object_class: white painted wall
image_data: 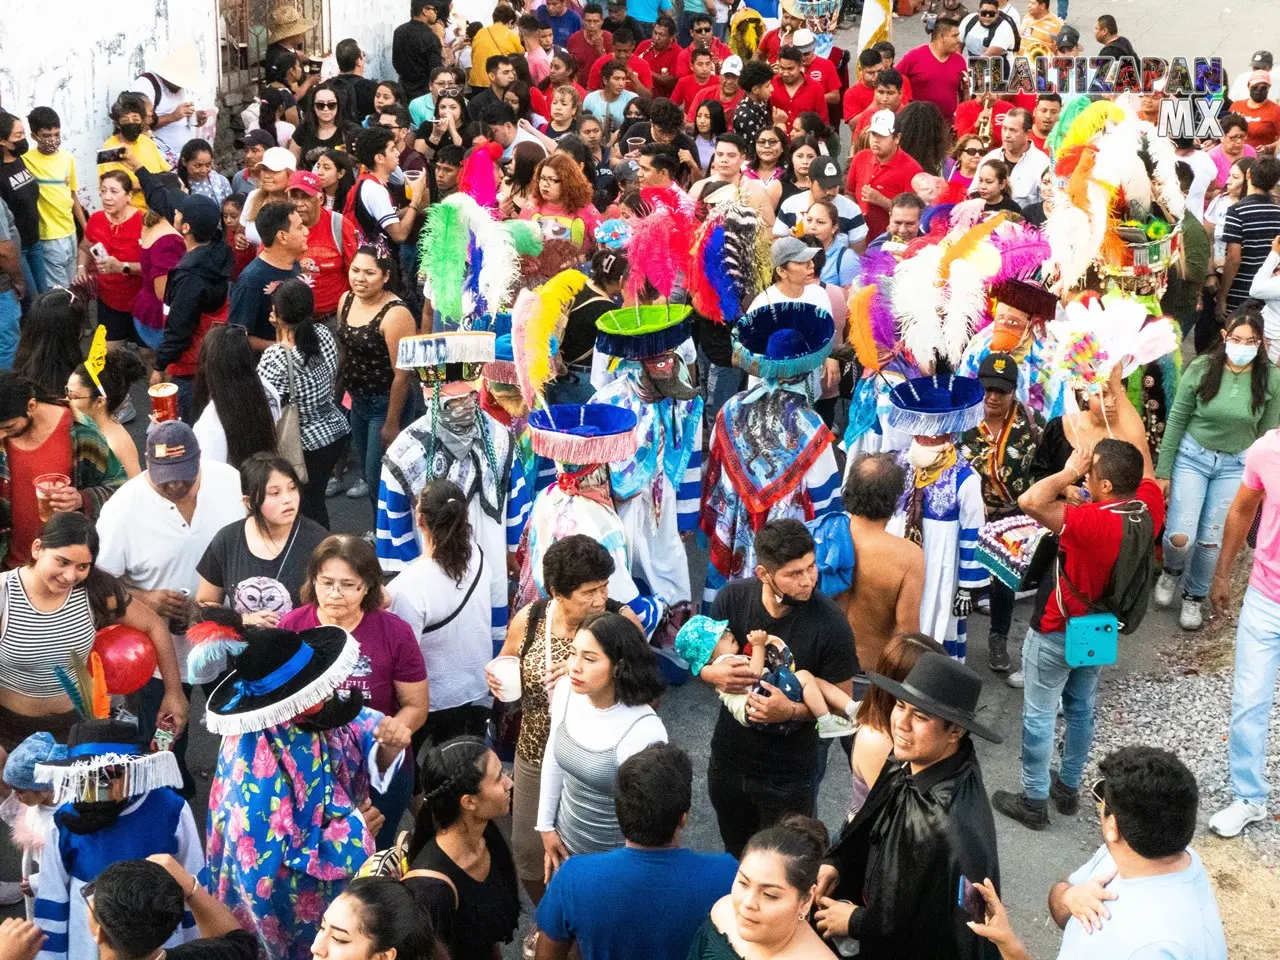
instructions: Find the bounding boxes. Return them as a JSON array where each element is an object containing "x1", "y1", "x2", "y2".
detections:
[
  {"x1": 330, "y1": 0, "x2": 407, "y2": 85},
  {"x1": 0, "y1": 0, "x2": 221, "y2": 212}
]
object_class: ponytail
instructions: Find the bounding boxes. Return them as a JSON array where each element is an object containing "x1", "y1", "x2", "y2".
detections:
[
  {"x1": 270, "y1": 279, "x2": 321, "y2": 362},
  {"x1": 409, "y1": 737, "x2": 489, "y2": 858},
  {"x1": 416, "y1": 479, "x2": 474, "y2": 585}
]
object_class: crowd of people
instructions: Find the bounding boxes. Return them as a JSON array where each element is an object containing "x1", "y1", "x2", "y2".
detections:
[{"x1": 0, "y1": 0, "x2": 1276, "y2": 958}]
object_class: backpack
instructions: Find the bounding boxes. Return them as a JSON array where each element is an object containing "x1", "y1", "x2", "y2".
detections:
[
  {"x1": 1058, "y1": 499, "x2": 1156, "y2": 635},
  {"x1": 961, "y1": 11, "x2": 1021, "y2": 54},
  {"x1": 355, "y1": 830, "x2": 459, "y2": 908}
]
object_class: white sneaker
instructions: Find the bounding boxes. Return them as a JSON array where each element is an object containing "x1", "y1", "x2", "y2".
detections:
[
  {"x1": 325, "y1": 476, "x2": 345, "y2": 497},
  {"x1": 816, "y1": 713, "x2": 857, "y2": 738},
  {"x1": 1179, "y1": 598, "x2": 1204, "y2": 631},
  {"x1": 1006, "y1": 670, "x2": 1024, "y2": 689},
  {"x1": 1154, "y1": 571, "x2": 1179, "y2": 608},
  {"x1": 1209, "y1": 799, "x2": 1268, "y2": 837},
  {"x1": 345, "y1": 479, "x2": 370, "y2": 499}
]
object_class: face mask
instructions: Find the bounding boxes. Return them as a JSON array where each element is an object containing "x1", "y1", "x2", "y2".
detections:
[
  {"x1": 907, "y1": 439, "x2": 950, "y2": 470},
  {"x1": 118, "y1": 123, "x2": 143, "y2": 141},
  {"x1": 296, "y1": 688, "x2": 364, "y2": 732},
  {"x1": 8, "y1": 138, "x2": 28, "y2": 157},
  {"x1": 36, "y1": 137, "x2": 60, "y2": 155},
  {"x1": 1226, "y1": 342, "x2": 1259, "y2": 366},
  {"x1": 766, "y1": 573, "x2": 810, "y2": 609}
]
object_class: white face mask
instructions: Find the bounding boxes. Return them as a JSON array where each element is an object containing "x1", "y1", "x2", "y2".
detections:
[
  {"x1": 906, "y1": 439, "x2": 950, "y2": 470},
  {"x1": 1226, "y1": 342, "x2": 1259, "y2": 367}
]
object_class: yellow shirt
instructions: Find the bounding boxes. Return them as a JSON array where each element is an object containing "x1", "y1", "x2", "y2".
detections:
[
  {"x1": 1020, "y1": 14, "x2": 1063, "y2": 56},
  {"x1": 468, "y1": 24, "x2": 525, "y2": 89},
  {"x1": 22, "y1": 149, "x2": 78, "y2": 240},
  {"x1": 97, "y1": 134, "x2": 170, "y2": 209}
]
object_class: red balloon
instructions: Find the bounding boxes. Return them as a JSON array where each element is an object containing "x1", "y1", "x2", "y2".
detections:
[{"x1": 93, "y1": 625, "x2": 158, "y2": 695}]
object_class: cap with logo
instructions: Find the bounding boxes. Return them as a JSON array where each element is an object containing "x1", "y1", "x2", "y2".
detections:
[
  {"x1": 147, "y1": 420, "x2": 202, "y2": 485},
  {"x1": 868, "y1": 109, "x2": 896, "y2": 137},
  {"x1": 236, "y1": 128, "x2": 276, "y2": 151},
  {"x1": 614, "y1": 159, "x2": 641, "y2": 183},
  {"x1": 721, "y1": 55, "x2": 744, "y2": 76},
  {"x1": 811, "y1": 156, "x2": 842, "y2": 188},
  {"x1": 1054, "y1": 25, "x2": 1080, "y2": 51},
  {"x1": 978, "y1": 352, "x2": 1019, "y2": 393},
  {"x1": 288, "y1": 170, "x2": 323, "y2": 196},
  {"x1": 1253, "y1": 50, "x2": 1274, "y2": 69}
]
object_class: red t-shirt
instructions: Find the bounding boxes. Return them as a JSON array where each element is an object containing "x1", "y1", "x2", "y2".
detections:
[
  {"x1": 896, "y1": 44, "x2": 968, "y2": 121},
  {"x1": 770, "y1": 76, "x2": 826, "y2": 128},
  {"x1": 7, "y1": 407, "x2": 73, "y2": 568},
  {"x1": 847, "y1": 146, "x2": 923, "y2": 239},
  {"x1": 566, "y1": 29, "x2": 612, "y2": 86},
  {"x1": 843, "y1": 81, "x2": 876, "y2": 122},
  {"x1": 716, "y1": 88, "x2": 745, "y2": 123},
  {"x1": 587, "y1": 53, "x2": 654, "y2": 93},
  {"x1": 1230, "y1": 98, "x2": 1280, "y2": 151},
  {"x1": 636, "y1": 38, "x2": 683, "y2": 96},
  {"x1": 675, "y1": 39, "x2": 732, "y2": 77},
  {"x1": 304, "y1": 212, "x2": 359, "y2": 315},
  {"x1": 673, "y1": 74, "x2": 720, "y2": 115},
  {"x1": 1028, "y1": 130, "x2": 1049, "y2": 153},
  {"x1": 1036, "y1": 479, "x2": 1166, "y2": 634},
  {"x1": 805, "y1": 56, "x2": 842, "y2": 105},
  {"x1": 226, "y1": 233, "x2": 257, "y2": 281},
  {"x1": 953, "y1": 98, "x2": 1012, "y2": 147},
  {"x1": 758, "y1": 28, "x2": 782, "y2": 64},
  {"x1": 84, "y1": 210, "x2": 144, "y2": 313}
]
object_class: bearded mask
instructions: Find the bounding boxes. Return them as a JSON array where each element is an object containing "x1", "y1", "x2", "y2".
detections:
[
  {"x1": 641, "y1": 353, "x2": 697, "y2": 400},
  {"x1": 295, "y1": 688, "x2": 364, "y2": 732}
]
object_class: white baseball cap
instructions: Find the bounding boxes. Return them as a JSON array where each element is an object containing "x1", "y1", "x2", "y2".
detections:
[
  {"x1": 260, "y1": 146, "x2": 298, "y2": 172},
  {"x1": 721, "y1": 55, "x2": 744, "y2": 76},
  {"x1": 868, "y1": 109, "x2": 896, "y2": 137}
]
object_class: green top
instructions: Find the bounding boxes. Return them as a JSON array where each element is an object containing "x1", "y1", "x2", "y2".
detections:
[{"x1": 1156, "y1": 354, "x2": 1280, "y2": 478}]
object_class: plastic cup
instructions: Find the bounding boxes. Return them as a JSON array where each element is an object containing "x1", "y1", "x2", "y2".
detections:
[
  {"x1": 626, "y1": 137, "x2": 645, "y2": 155},
  {"x1": 404, "y1": 169, "x2": 425, "y2": 200},
  {"x1": 487, "y1": 655, "x2": 523, "y2": 702},
  {"x1": 149, "y1": 382, "x2": 179, "y2": 422},
  {"x1": 35, "y1": 473, "x2": 70, "y2": 523}
]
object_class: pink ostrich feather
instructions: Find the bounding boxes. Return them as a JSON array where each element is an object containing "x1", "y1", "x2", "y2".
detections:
[
  {"x1": 626, "y1": 210, "x2": 691, "y2": 300},
  {"x1": 991, "y1": 225, "x2": 1053, "y2": 285}
]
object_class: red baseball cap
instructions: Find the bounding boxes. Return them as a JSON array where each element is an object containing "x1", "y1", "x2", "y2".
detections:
[{"x1": 288, "y1": 170, "x2": 323, "y2": 196}]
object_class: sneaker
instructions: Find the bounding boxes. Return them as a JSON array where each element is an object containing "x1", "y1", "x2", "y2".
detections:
[
  {"x1": 992, "y1": 790, "x2": 1050, "y2": 830},
  {"x1": 0, "y1": 881, "x2": 22, "y2": 905},
  {"x1": 988, "y1": 633, "x2": 1011, "y2": 673},
  {"x1": 975, "y1": 595, "x2": 991, "y2": 614},
  {"x1": 1006, "y1": 669, "x2": 1024, "y2": 688},
  {"x1": 1179, "y1": 597, "x2": 1204, "y2": 631},
  {"x1": 345, "y1": 479, "x2": 370, "y2": 499},
  {"x1": 113, "y1": 395, "x2": 137, "y2": 424},
  {"x1": 1209, "y1": 799, "x2": 1268, "y2": 837},
  {"x1": 816, "y1": 713, "x2": 857, "y2": 738},
  {"x1": 1049, "y1": 771, "x2": 1080, "y2": 816},
  {"x1": 325, "y1": 476, "x2": 345, "y2": 497},
  {"x1": 1153, "y1": 570, "x2": 1179, "y2": 608}
]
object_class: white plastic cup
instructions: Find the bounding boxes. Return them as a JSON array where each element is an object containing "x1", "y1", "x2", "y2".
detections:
[{"x1": 488, "y1": 655, "x2": 523, "y2": 702}]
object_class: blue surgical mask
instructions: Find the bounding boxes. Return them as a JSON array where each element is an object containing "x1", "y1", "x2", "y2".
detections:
[{"x1": 1226, "y1": 342, "x2": 1258, "y2": 366}]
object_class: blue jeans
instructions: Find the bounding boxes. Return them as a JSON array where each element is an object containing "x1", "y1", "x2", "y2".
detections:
[
  {"x1": 1227, "y1": 586, "x2": 1280, "y2": 802},
  {"x1": 370, "y1": 750, "x2": 415, "y2": 850},
  {"x1": 1162, "y1": 434, "x2": 1245, "y2": 599},
  {"x1": 0, "y1": 290, "x2": 19, "y2": 369},
  {"x1": 697, "y1": 350, "x2": 743, "y2": 424},
  {"x1": 1020, "y1": 626, "x2": 1101, "y2": 800},
  {"x1": 350, "y1": 392, "x2": 390, "y2": 512},
  {"x1": 19, "y1": 245, "x2": 45, "y2": 308}
]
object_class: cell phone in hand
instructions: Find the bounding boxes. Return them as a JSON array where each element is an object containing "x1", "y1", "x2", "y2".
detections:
[
  {"x1": 958, "y1": 876, "x2": 984, "y2": 924},
  {"x1": 89, "y1": 242, "x2": 108, "y2": 260},
  {"x1": 97, "y1": 147, "x2": 126, "y2": 164}
]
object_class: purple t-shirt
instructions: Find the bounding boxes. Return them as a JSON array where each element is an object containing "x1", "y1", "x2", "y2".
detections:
[{"x1": 279, "y1": 605, "x2": 426, "y2": 716}]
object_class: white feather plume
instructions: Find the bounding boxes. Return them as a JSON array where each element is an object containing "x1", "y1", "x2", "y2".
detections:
[
  {"x1": 1046, "y1": 204, "x2": 1094, "y2": 290},
  {"x1": 941, "y1": 258, "x2": 989, "y2": 364},
  {"x1": 1140, "y1": 120, "x2": 1186, "y2": 221},
  {"x1": 893, "y1": 244, "x2": 946, "y2": 369},
  {"x1": 1093, "y1": 118, "x2": 1151, "y2": 218}
]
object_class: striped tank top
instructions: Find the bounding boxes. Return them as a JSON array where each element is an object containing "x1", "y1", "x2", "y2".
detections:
[{"x1": 0, "y1": 569, "x2": 97, "y2": 698}]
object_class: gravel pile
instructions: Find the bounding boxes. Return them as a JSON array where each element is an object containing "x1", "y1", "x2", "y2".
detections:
[{"x1": 1085, "y1": 656, "x2": 1280, "y2": 867}]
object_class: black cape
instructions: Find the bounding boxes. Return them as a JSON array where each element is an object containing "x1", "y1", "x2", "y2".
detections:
[{"x1": 824, "y1": 737, "x2": 1001, "y2": 960}]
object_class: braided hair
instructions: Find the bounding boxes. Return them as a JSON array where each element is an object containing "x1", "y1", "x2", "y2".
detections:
[{"x1": 408, "y1": 736, "x2": 489, "y2": 859}]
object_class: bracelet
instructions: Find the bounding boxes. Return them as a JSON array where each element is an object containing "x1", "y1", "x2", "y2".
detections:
[{"x1": 186, "y1": 874, "x2": 200, "y2": 900}]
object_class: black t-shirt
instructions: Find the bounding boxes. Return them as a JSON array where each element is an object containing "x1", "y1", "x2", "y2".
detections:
[
  {"x1": 196, "y1": 516, "x2": 330, "y2": 619},
  {"x1": 709, "y1": 578, "x2": 858, "y2": 781},
  {"x1": 1099, "y1": 37, "x2": 1138, "y2": 62},
  {"x1": 291, "y1": 124, "x2": 354, "y2": 159},
  {"x1": 229, "y1": 257, "x2": 302, "y2": 341},
  {"x1": 694, "y1": 310, "x2": 734, "y2": 368},
  {"x1": 562, "y1": 286, "x2": 615, "y2": 364},
  {"x1": 0, "y1": 158, "x2": 41, "y2": 247},
  {"x1": 168, "y1": 931, "x2": 258, "y2": 960}
]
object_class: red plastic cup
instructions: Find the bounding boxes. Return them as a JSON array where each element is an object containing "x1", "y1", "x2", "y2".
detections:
[{"x1": 149, "y1": 382, "x2": 179, "y2": 422}]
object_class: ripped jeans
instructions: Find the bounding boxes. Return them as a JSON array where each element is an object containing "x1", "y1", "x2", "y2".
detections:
[{"x1": 1162, "y1": 433, "x2": 1246, "y2": 599}]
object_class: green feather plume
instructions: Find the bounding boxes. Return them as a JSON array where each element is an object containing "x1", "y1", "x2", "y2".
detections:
[{"x1": 420, "y1": 202, "x2": 470, "y2": 325}]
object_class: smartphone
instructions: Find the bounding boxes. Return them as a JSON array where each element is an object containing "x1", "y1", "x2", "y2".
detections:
[
  {"x1": 89, "y1": 242, "x2": 108, "y2": 260},
  {"x1": 97, "y1": 147, "x2": 126, "y2": 164},
  {"x1": 958, "y1": 877, "x2": 984, "y2": 924}
]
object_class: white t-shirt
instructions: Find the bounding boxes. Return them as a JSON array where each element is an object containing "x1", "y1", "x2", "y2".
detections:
[
  {"x1": 959, "y1": 11, "x2": 1018, "y2": 61},
  {"x1": 192, "y1": 377, "x2": 282, "y2": 465},
  {"x1": 355, "y1": 179, "x2": 399, "y2": 233},
  {"x1": 386, "y1": 548, "x2": 494, "y2": 712},
  {"x1": 1204, "y1": 192, "x2": 1233, "y2": 264},
  {"x1": 135, "y1": 75, "x2": 199, "y2": 155},
  {"x1": 503, "y1": 126, "x2": 549, "y2": 163},
  {"x1": 1177, "y1": 149, "x2": 1218, "y2": 222},
  {"x1": 981, "y1": 144, "x2": 1050, "y2": 208},
  {"x1": 95, "y1": 462, "x2": 247, "y2": 676},
  {"x1": 1056, "y1": 846, "x2": 1226, "y2": 960}
]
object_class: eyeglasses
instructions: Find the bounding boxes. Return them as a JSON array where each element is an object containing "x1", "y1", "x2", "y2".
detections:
[
  {"x1": 1226, "y1": 335, "x2": 1260, "y2": 346},
  {"x1": 314, "y1": 100, "x2": 339, "y2": 110},
  {"x1": 65, "y1": 391, "x2": 93, "y2": 402},
  {"x1": 316, "y1": 577, "x2": 366, "y2": 596},
  {"x1": 757, "y1": 137, "x2": 781, "y2": 146},
  {"x1": 961, "y1": 147, "x2": 984, "y2": 156},
  {"x1": 539, "y1": 173, "x2": 561, "y2": 183},
  {"x1": 442, "y1": 86, "x2": 462, "y2": 98}
]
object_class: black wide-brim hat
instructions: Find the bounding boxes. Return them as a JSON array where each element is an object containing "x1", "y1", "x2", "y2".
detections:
[
  {"x1": 35, "y1": 718, "x2": 183, "y2": 805},
  {"x1": 205, "y1": 625, "x2": 360, "y2": 735},
  {"x1": 869, "y1": 652, "x2": 1003, "y2": 743}
]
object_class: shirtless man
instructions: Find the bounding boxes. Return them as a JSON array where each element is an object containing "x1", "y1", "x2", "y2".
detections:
[
  {"x1": 689, "y1": 132, "x2": 776, "y2": 227},
  {"x1": 838, "y1": 453, "x2": 924, "y2": 682}
]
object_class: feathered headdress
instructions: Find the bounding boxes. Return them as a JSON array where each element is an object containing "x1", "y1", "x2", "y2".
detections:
[
  {"x1": 688, "y1": 201, "x2": 771, "y2": 324},
  {"x1": 459, "y1": 139, "x2": 504, "y2": 209},
  {"x1": 513, "y1": 270, "x2": 589, "y2": 408},
  {"x1": 1042, "y1": 294, "x2": 1178, "y2": 394},
  {"x1": 625, "y1": 186, "x2": 697, "y2": 301}
]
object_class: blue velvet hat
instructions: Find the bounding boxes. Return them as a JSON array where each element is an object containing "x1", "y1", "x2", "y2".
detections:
[
  {"x1": 732, "y1": 301, "x2": 835, "y2": 380},
  {"x1": 887, "y1": 374, "x2": 985, "y2": 436},
  {"x1": 528, "y1": 403, "x2": 639, "y2": 464},
  {"x1": 595, "y1": 304, "x2": 693, "y2": 361}
]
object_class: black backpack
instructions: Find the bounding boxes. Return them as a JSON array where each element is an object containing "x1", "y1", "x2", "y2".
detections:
[
  {"x1": 961, "y1": 11, "x2": 1022, "y2": 54},
  {"x1": 1059, "y1": 499, "x2": 1156, "y2": 635}
]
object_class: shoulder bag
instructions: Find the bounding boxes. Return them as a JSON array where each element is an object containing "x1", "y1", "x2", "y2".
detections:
[{"x1": 276, "y1": 346, "x2": 309, "y2": 482}]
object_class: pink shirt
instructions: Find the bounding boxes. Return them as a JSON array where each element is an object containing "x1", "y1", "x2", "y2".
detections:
[
  {"x1": 1242, "y1": 429, "x2": 1280, "y2": 603},
  {"x1": 896, "y1": 44, "x2": 969, "y2": 122},
  {"x1": 1208, "y1": 143, "x2": 1258, "y2": 187}
]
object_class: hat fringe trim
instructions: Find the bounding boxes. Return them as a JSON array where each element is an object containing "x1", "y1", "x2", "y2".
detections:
[
  {"x1": 595, "y1": 324, "x2": 690, "y2": 361},
  {"x1": 530, "y1": 429, "x2": 639, "y2": 464},
  {"x1": 35, "y1": 751, "x2": 183, "y2": 806},
  {"x1": 397, "y1": 332, "x2": 496, "y2": 371},
  {"x1": 887, "y1": 406, "x2": 984, "y2": 437},
  {"x1": 733, "y1": 343, "x2": 833, "y2": 381},
  {"x1": 204, "y1": 633, "x2": 362, "y2": 736},
  {"x1": 483, "y1": 359, "x2": 519, "y2": 384}
]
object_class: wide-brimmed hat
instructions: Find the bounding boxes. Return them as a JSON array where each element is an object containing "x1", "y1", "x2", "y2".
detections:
[
  {"x1": 205, "y1": 626, "x2": 361, "y2": 735},
  {"x1": 484, "y1": 333, "x2": 518, "y2": 386},
  {"x1": 151, "y1": 42, "x2": 204, "y2": 93},
  {"x1": 528, "y1": 404, "x2": 638, "y2": 464},
  {"x1": 35, "y1": 719, "x2": 183, "y2": 805},
  {"x1": 596, "y1": 304, "x2": 692, "y2": 361},
  {"x1": 869, "y1": 652, "x2": 1002, "y2": 743},
  {"x1": 398, "y1": 330, "x2": 496, "y2": 384},
  {"x1": 268, "y1": 5, "x2": 318, "y2": 43},
  {"x1": 887, "y1": 374, "x2": 984, "y2": 437},
  {"x1": 732, "y1": 300, "x2": 834, "y2": 381},
  {"x1": 992, "y1": 279, "x2": 1057, "y2": 324}
]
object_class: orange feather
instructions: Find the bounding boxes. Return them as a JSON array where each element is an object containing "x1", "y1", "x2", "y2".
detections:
[
  {"x1": 938, "y1": 213, "x2": 1006, "y2": 281},
  {"x1": 1066, "y1": 147, "x2": 1097, "y2": 219},
  {"x1": 847, "y1": 284, "x2": 881, "y2": 371}
]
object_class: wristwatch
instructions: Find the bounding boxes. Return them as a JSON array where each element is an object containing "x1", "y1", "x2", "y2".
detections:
[{"x1": 121, "y1": 263, "x2": 131, "y2": 275}]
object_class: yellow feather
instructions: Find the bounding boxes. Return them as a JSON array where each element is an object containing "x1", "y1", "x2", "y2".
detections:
[
  {"x1": 1059, "y1": 101, "x2": 1125, "y2": 156},
  {"x1": 938, "y1": 213, "x2": 1006, "y2": 282},
  {"x1": 516, "y1": 270, "x2": 588, "y2": 408},
  {"x1": 847, "y1": 284, "x2": 881, "y2": 371}
]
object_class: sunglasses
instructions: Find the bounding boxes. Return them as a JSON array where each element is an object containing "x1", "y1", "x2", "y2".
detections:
[
  {"x1": 441, "y1": 86, "x2": 462, "y2": 97},
  {"x1": 693, "y1": 26, "x2": 712, "y2": 32},
  {"x1": 961, "y1": 147, "x2": 984, "y2": 156},
  {"x1": 314, "y1": 100, "x2": 339, "y2": 110}
]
